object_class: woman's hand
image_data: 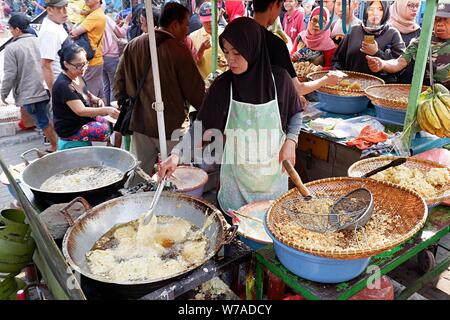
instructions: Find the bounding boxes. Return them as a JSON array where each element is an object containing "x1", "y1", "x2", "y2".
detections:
[
  {"x1": 199, "y1": 38, "x2": 212, "y2": 53},
  {"x1": 366, "y1": 55, "x2": 384, "y2": 73},
  {"x1": 97, "y1": 99, "x2": 105, "y2": 108},
  {"x1": 291, "y1": 52, "x2": 301, "y2": 62},
  {"x1": 320, "y1": 72, "x2": 344, "y2": 86},
  {"x1": 299, "y1": 95, "x2": 309, "y2": 109},
  {"x1": 158, "y1": 154, "x2": 180, "y2": 180},
  {"x1": 279, "y1": 139, "x2": 297, "y2": 172},
  {"x1": 106, "y1": 107, "x2": 120, "y2": 119},
  {"x1": 360, "y1": 40, "x2": 379, "y2": 56}
]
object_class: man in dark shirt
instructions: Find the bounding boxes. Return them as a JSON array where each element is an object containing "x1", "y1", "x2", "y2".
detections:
[
  {"x1": 114, "y1": 3, "x2": 205, "y2": 175},
  {"x1": 253, "y1": 0, "x2": 342, "y2": 100}
]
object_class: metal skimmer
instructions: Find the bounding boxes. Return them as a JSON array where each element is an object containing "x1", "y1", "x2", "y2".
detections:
[{"x1": 282, "y1": 160, "x2": 374, "y2": 233}]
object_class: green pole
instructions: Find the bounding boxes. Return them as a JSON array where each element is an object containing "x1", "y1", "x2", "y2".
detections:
[
  {"x1": 211, "y1": 0, "x2": 218, "y2": 74},
  {"x1": 124, "y1": 135, "x2": 131, "y2": 151},
  {"x1": 403, "y1": 0, "x2": 438, "y2": 150}
]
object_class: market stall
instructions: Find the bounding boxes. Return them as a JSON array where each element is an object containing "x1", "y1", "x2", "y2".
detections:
[{"x1": 1, "y1": 0, "x2": 450, "y2": 301}]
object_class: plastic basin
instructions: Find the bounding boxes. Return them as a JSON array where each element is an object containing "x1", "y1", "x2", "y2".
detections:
[
  {"x1": 233, "y1": 201, "x2": 273, "y2": 251},
  {"x1": 374, "y1": 104, "x2": 406, "y2": 126},
  {"x1": 238, "y1": 236, "x2": 268, "y2": 251},
  {"x1": 264, "y1": 222, "x2": 370, "y2": 283},
  {"x1": 153, "y1": 166, "x2": 208, "y2": 197},
  {"x1": 317, "y1": 91, "x2": 370, "y2": 114}
]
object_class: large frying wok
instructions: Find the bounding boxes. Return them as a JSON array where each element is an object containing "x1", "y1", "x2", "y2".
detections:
[
  {"x1": 60, "y1": 192, "x2": 238, "y2": 299},
  {"x1": 20, "y1": 147, "x2": 138, "y2": 206}
]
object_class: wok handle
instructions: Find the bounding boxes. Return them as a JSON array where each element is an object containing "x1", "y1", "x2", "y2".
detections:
[
  {"x1": 60, "y1": 197, "x2": 92, "y2": 227},
  {"x1": 20, "y1": 148, "x2": 45, "y2": 166},
  {"x1": 135, "y1": 166, "x2": 153, "y2": 183},
  {"x1": 282, "y1": 160, "x2": 312, "y2": 200},
  {"x1": 222, "y1": 225, "x2": 238, "y2": 245}
]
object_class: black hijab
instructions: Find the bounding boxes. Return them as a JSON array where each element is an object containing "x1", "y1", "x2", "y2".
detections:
[
  {"x1": 197, "y1": 17, "x2": 303, "y2": 133},
  {"x1": 362, "y1": 1, "x2": 391, "y2": 35},
  {"x1": 219, "y1": 17, "x2": 275, "y2": 104}
]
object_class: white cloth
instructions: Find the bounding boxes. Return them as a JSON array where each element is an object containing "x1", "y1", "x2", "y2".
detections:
[
  {"x1": 217, "y1": 74, "x2": 288, "y2": 212},
  {"x1": 38, "y1": 17, "x2": 69, "y2": 81}
]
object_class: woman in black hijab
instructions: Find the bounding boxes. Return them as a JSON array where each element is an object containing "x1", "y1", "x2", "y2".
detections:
[
  {"x1": 332, "y1": 0, "x2": 406, "y2": 82},
  {"x1": 159, "y1": 17, "x2": 303, "y2": 213}
]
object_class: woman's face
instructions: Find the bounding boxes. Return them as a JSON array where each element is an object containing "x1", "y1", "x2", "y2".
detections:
[
  {"x1": 309, "y1": 14, "x2": 327, "y2": 35},
  {"x1": 284, "y1": 0, "x2": 297, "y2": 12},
  {"x1": 405, "y1": 1, "x2": 420, "y2": 20},
  {"x1": 222, "y1": 39, "x2": 248, "y2": 75},
  {"x1": 367, "y1": 1, "x2": 384, "y2": 27},
  {"x1": 323, "y1": 0, "x2": 335, "y2": 13},
  {"x1": 65, "y1": 51, "x2": 88, "y2": 77}
]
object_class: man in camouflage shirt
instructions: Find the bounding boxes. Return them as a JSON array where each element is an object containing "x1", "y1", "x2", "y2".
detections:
[{"x1": 366, "y1": 3, "x2": 450, "y2": 88}]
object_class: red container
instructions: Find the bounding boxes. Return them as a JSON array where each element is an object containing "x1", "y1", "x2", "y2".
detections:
[
  {"x1": 267, "y1": 272, "x2": 286, "y2": 300},
  {"x1": 349, "y1": 276, "x2": 394, "y2": 300}
]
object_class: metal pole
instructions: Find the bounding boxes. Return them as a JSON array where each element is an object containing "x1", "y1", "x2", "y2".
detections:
[
  {"x1": 403, "y1": 0, "x2": 438, "y2": 150},
  {"x1": 211, "y1": 0, "x2": 218, "y2": 74},
  {"x1": 144, "y1": 0, "x2": 168, "y2": 160}
]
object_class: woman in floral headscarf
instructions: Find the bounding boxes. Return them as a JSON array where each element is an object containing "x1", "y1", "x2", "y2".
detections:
[{"x1": 290, "y1": 6, "x2": 336, "y2": 69}]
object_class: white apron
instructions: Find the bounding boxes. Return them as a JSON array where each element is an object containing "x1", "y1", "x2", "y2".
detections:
[{"x1": 217, "y1": 75, "x2": 288, "y2": 212}]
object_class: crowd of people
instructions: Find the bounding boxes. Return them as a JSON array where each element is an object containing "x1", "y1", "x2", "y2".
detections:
[{"x1": 0, "y1": 0, "x2": 449, "y2": 211}]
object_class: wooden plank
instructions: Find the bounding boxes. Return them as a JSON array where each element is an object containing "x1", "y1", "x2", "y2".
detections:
[
  {"x1": 33, "y1": 251, "x2": 68, "y2": 300},
  {"x1": 298, "y1": 133, "x2": 330, "y2": 162},
  {"x1": 331, "y1": 143, "x2": 362, "y2": 177}
]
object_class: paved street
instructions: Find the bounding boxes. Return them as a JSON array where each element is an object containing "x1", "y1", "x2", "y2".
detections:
[{"x1": 0, "y1": 131, "x2": 44, "y2": 209}]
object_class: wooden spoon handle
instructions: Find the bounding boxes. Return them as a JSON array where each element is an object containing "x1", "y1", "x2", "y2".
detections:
[{"x1": 282, "y1": 160, "x2": 312, "y2": 199}]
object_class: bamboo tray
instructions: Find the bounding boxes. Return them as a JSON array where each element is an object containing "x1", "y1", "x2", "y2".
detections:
[
  {"x1": 307, "y1": 71, "x2": 385, "y2": 97},
  {"x1": 365, "y1": 84, "x2": 429, "y2": 110},
  {"x1": 266, "y1": 177, "x2": 427, "y2": 260},
  {"x1": 348, "y1": 156, "x2": 450, "y2": 207}
]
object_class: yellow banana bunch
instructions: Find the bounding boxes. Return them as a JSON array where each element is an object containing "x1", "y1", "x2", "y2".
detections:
[
  {"x1": 416, "y1": 85, "x2": 450, "y2": 138},
  {"x1": 434, "y1": 94, "x2": 450, "y2": 132}
]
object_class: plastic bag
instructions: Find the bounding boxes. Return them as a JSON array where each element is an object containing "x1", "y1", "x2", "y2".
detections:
[
  {"x1": 300, "y1": 102, "x2": 325, "y2": 122},
  {"x1": 333, "y1": 116, "x2": 385, "y2": 139}
]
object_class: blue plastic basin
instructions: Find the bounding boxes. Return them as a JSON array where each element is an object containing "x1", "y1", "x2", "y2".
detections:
[
  {"x1": 264, "y1": 222, "x2": 370, "y2": 283},
  {"x1": 239, "y1": 235, "x2": 268, "y2": 251},
  {"x1": 316, "y1": 91, "x2": 370, "y2": 114},
  {"x1": 374, "y1": 104, "x2": 406, "y2": 126}
]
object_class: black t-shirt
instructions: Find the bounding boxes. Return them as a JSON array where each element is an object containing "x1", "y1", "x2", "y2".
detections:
[
  {"x1": 52, "y1": 73, "x2": 95, "y2": 138},
  {"x1": 264, "y1": 28, "x2": 297, "y2": 79}
]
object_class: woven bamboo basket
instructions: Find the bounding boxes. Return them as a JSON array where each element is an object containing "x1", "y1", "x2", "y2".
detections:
[
  {"x1": 307, "y1": 71, "x2": 385, "y2": 97},
  {"x1": 348, "y1": 156, "x2": 450, "y2": 206},
  {"x1": 266, "y1": 177, "x2": 428, "y2": 260},
  {"x1": 364, "y1": 84, "x2": 429, "y2": 110}
]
